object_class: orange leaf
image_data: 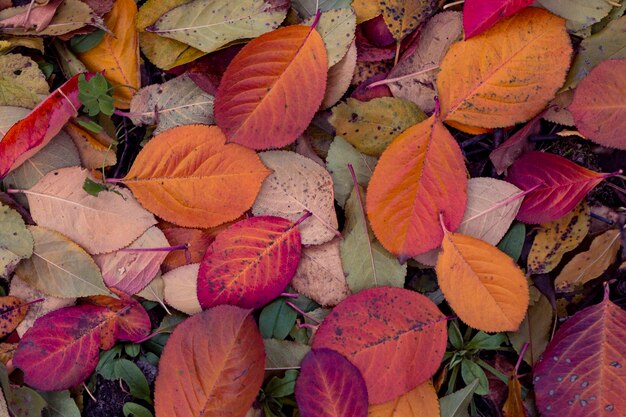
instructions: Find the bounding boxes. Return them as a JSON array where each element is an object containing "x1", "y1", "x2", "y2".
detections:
[
  {"x1": 0, "y1": 296, "x2": 29, "y2": 338},
  {"x1": 503, "y1": 376, "x2": 528, "y2": 417},
  {"x1": 436, "y1": 231, "x2": 529, "y2": 332},
  {"x1": 366, "y1": 115, "x2": 467, "y2": 258},
  {"x1": 154, "y1": 306, "x2": 265, "y2": 417},
  {"x1": 368, "y1": 381, "x2": 440, "y2": 417},
  {"x1": 121, "y1": 125, "x2": 270, "y2": 228},
  {"x1": 437, "y1": 8, "x2": 571, "y2": 129},
  {"x1": 77, "y1": 0, "x2": 140, "y2": 108},
  {"x1": 214, "y1": 25, "x2": 327, "y2": 150}
]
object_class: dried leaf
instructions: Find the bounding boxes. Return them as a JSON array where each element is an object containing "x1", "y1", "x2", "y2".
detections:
[
  {"x1": 77, "y1": 0, "x2": 139, "y2": 108},
  {"x1": 0, "y1": 53, "x2": 48, "y2": 108},
  {"x1": 121, "y1": 125, "x2": 269, "y2": 229},
  {"x1": 555, "y1": 229, "x2": 621, "y2": 292},
  {"x1": 291, "y1": 238, "x2": 351, "y2": 306},
  {"x1": 0, "y1": 202, "x2": 32, "y2": 278},
  {"x1": 129, "y1": 74, "x2": 214, "y2": 134},
  {"x1": 296, "y1": 348, "x2": 369, "y2": 417},
  {"x1": 25, "y1": 167, "x2": 157, "y2": 255},
  {"x1": 304, "y1": 8, "x2": 356, "y2": 67},
  {"x1": 198, "y1": 216, "x2": 303, "y2": 309},
  {"x1": 537, "y1": 0, "x2": 612, "y2": 30},
  {"x1": 293, "y1": 0, "x2": 351, "y2": 18},
  {"x1": 533, "y1": 296, "x2": 626, "y2": 417},
  {"x1": 508, "y1": 289, "x2": 552, "y2": 365},
  {"x1": 329, "y1": 97, "x2": 426, "y2": 156},
  {"x1": 502, "y1": 376, "x2": 528, "y2": 417},
  {"x1": 162, "y1": 263, "x2": 202, "y2": 315},
  {"x1": 0, "y1": 0, "x2": 62, "y2": 32},
  {"x1": 312, "y1": 287, "x2": 447, "y2": 404},
  {"x1": 367, "y1": 116, "x2": 467, "y2": 257},
  {"x1": 154, "y1": 306, "x2": 265, "y2": 417},
  {"x1": 161, "y1": 226, "x2": 215, "y2": 272},
  {"x1": 489, "y1": 115, "x2": 540, "y2": 175},
  {"x1": 368, "y1": 381, "x2": 439, "y2": 417},
  {"x1": 380, "y1": 0, "x2": 437, "y2": 42},
  {"x1": 253, "y1": 151, "x2": 338, "y2": 245},
  {"x1": 147, "y1": 0, "x2": 288, "y2": 54},
  {"x1": 15, "y1": 226, "x2": 110, "y2": 298},
  {"x1": 215, "y1": 25, "x2": 327, "y2": 149},
  {"x1": 387, "y1": 11, "x2": 462, "y2": 113},
  {"x1": 63, "y1": 120, "x2": 117, "y2": 169},
  {"x1": 438, "y1": 8, "x2": 571, "y2": 130},
  {"x1": 527, "y1": 201, "x2": 590, "y2": 274},
  {"x1": 264, "y1": 339, "x2": 310, "y2": 369},
  {"x1": 436, "y1": 230, "x2": 529, "y2": 332}
]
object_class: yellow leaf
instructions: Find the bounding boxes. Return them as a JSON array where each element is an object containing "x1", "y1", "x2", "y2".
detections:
[
  {"x1": 438, "y1": 8, "x2": 572, "y2": 129},
  {"x1": 527, "y1": 201, "x2": 590, "y2": 274},
  {"x1": 353, "y1": 0, "x2": 380, "y2": 23},
  {"x1": 380, "y1": 0, "x2": 437, "y2": 42},
  {"x1": 436, "y1": 231, "x2": 529, "y2": 332},
  {"x1": 368, "y1": 381, "x2": 439, "y2": 417},
  {"x1": 77, "y1": 0, "x2": 140, "y2": 108},
  {"x1": 555, "y1": 229, "x2": 621, "y2": 292}
]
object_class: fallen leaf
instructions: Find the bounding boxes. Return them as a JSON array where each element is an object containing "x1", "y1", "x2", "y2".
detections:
[
  {"x1": 508, "y1": 289, "x2": 553, "y2": 365},
  {"x1": 0, "y1": 53, "x2": 48, "y2": 108},
  {"x1": 15, "y1": 226, "x2": 110, "y2": 298},
  {"x1": 380, "y1": 0, "x2": 437, "y2": 42},
  {"x1": 569, "y1": 58, "x2": 626, "y2": 150},
  {"x1": 537, "y1": 0, "x2": 612, "y2": 30},
  {"x1": 296, "y1": 348, "x2": 369, "y2": 417},
  {"x1": 366, "y1": 115, "x2": 467, "y2": 258},
  {"x1": 312, "y1": 287, "x2": 447, "y2": 404},
  {"x1": 162, "y1": 263, "x2": 202, "y2": 315},
  {"x1": 0, "y1": 106, "x2": 28, "y2": 136},
  {"x1": 63, "y1": 119, "x2": 117, "y2": 169},
  {"x1": 264, "y1": 339, "x2": 310, "y2": 369},
  {"x1": 291, "y1": 238, "x2": 351, "y2": 306},
  {"x1": 506, "y1": 151, "x2": 609, "y2": 224},
  {"x1": 304, "y1": 8, "x2": 356, "y2": 67},
  {"x1": 136, "y1": 271, "x2": 165, "y2": 304},
  {"x1": 214, "y1": 25, "x2": 327, "y2": 149},
  {"x1": 253, "y1": 151, "x2": 338, "y2": 245},
  {"x1": 497, "y1": 222, "x2": 526, "y2": 262},
  {"x1": 0, "y1": 36, "x2": 44, "y2": 53},
  {"x1": 77, "y1": 0, "x2": 139, "y2": 108},
  {"x1": 437, "y1": 8, "x2": 571, "y2": 130},
  {"x1": 161, "y1": 226, "x2": 215, "y2": 272},
  {"x1": 146, "y1": 0, "x2": 288, "y2": 54},
  {"x1": 387, "y1": 11, "x2": 462, "y2": 113},
  {"x1": 436, "y1": 230, "x2": 529, "y2": 332},
  {"x1": 329, "y1": 97, "x2": 426, "y2": 156},
  {"x1": 554, "y1": 229, "x2": 621, "y2": 292},
  {"x1": 9, "y1": 275, "x2": 74, "y2": 337},
  {"x1": 24, "y1": 167, "x2": 157, "y2": 254},
  {"x1": 463, "y1": 0, "x2": 533, "y2": 39},
  {"x1": 543, "y1": 90, "x2": 575, "y2": 126},
  {"x1": 502, "y1": 375, "x2": 528, "y2": 417},
  {"x1": 198, "y1": 216, "x2": 303, "y2": 309},
  {"x1": 527, "y1": 201, "x2": 590, "y2": 274},
  {"x1": 322, "y1": 40, "x2": 357, "y2": 110},
  {"x1": 0, "y1": 202, "x2": 32, "y2": 277},
  {"x1": 533, "y1": 295, "x2": 626, "y2": 417},
  {"x1": 368, "y1": 381, "x2": 439, "y2": 417},
  {"x1": 0, "y1": 0, "x2": 62, "y2": 32},
  {"x1": 0, "y1": 73, "x2": 82, "y2": 178},
  {"x1": 0, "y1": 296, "x2": 29, "y2": 338},
  {"x1": 439, "y1": 379, "x2": 480, "y2": 417},
  {"x1": 87, "y1": 291, "x2": 152, "y2": 343},
  {"x1": 326, "y1": 136, "x2": 377, "y2": 207},
  {"x1": 129, "y1": 74, "x2": 214, "y2": 134},
  {"x1": 154, "y1": 306, "x2": 265, "y2": 417},
  {"x1": 489, "y1": 115, "x2": 540, "y2": 175},
  {"x1": 121, "y1": 125, "x2": 269, "y2": 229},
  {"x1": 94, "y1": 226, "x2": 169, "y2": 295},
  {"x1": 353, "y1": 0, "x2": 380, "y2": 23},
  {"x1": 136, "y1": 0, "x2": 206, "y2": 70},
  {"x1": 38, "y1": 390, "x2": 81, "y2": 417},
  {"x1": 293, "y1": 0, "x2": 351, "y2": 18}
]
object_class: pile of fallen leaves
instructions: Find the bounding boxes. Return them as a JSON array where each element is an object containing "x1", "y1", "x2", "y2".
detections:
[{"x1": 0, "y1": 0, "x2": 625, "y2": 416}]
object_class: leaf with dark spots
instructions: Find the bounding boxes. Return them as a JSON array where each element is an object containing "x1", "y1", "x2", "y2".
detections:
[{"x1": 0, "y1": 296, "x2": 30, "y2": 338}]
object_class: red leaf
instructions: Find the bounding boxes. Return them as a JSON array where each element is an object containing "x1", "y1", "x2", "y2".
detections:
[
  {"x1": 533, "y1": 296, "x2": 626, "y2": 417},
  {"x1": 463, "y1": 0, "x2": 534, "y2": 39},
  {"x1": 214, "y1": 25, "x2": 327, "y2": 150},
  {"x1": 506, "y1": 151, "x2": 608, "y2": 224},
  {"x1": 295, "y1": 348, "x2": 368, "y2": 417},
  {"x1": 489, "y1": 115, "x2": 539, "y2": 175},
  {"x1": 13, "y1": 295, "x2": 150, "y2": 390},
  {"x1": 197, "y1": 215, "x2": 303, "y2": 309},
  {"x1": 312, "y1": 287, "x2": 447, "y2": 404},
  {"x1": 0, "y1": 73, "x2": 84, "y2": 179},
  {"x1": 154, "y1": 305, "x2": 265, "y2": 417}
]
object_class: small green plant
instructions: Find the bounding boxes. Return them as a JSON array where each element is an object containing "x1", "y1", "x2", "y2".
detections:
[{"x1": 78, "y1": 73, "x2": 115, "y2": 117}]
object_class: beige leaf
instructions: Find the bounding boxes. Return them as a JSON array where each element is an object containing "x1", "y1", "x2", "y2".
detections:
[
  {"x1": 304, "y1": 8, "x2": 356, "y2": 67},
  {"x1": 15, "y1": 226, "x2": 110, "y2": 298},
  {"x1": 64, "y1": 120, "x2": 117, "y2": 169},
  {"x1": 0, "y1": 203, "x2": 32, "y2": 278},
  {"x1": 322, "y1": 40, "x2": 356, "y2": 109},
  {"x1": 94, "y1": 227, "x2": 169, "y2": 295},
  {"x1": 9, "y1": 275, "x2": 74, "y2": 337},
  {"x1": 136, "y1": 272, "x2": 165, "y2": 304},
  {"x1": 0, "y1": 106, "x2": 28, "y2": 137},
  {"x1": 387, "y1": 11, "x2": 463, "y2": 113},
  {"x1": 163, "y1": 263, "x2": 202, "y2": 315},
  {"x1": 24, "y1": 167, "x2": 157, "y2": 255},
  {"x1": 253, "y1": 151, "x2": 339, "y2": 245},
  {"x1": 291, "y1": 238, "x2": 350, "y2": 306},
  {"x1": 0, "y1": 53, "x2": 48, "y2": 108},
  {"x1": 555, "y1": 229, "x2": 621, "y2": 292},
  {"x1": 527, "y1": 201, "x2": 590, "y2": 274}
]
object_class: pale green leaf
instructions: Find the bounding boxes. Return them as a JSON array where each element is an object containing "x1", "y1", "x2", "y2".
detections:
[
  {"x1": 537, "y1": 0, "x2": 612, "y2": 30},
  {"x1": 0, "y1": 53, "x2": 48, "y2": 108},
  {"x1": 439, "y1": 379, "x2": 479, "y2": 417},
  {"x1": 292, "y1": 0, "x2": 351, "y2": 18},
  {"x1": 304, "y1": 8, "x2": 356, "y2": 67},
  {"x1": 0, "y1": 203, "x2": 33, "y2": 278},
  {"x1": 264, "y1": 339, "x2": 310, "y2": 369},
  {"x1": 40, "y1": 390, "x2": 81, "y2": 417}
]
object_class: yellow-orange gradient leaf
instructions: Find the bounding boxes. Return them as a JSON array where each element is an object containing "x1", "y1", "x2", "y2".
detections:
[
  {"x1": 368, "y1": 381, "x2": 439, "y2": 417},
  {"x1": 437, "y1": 8, "x2": 571, "y2": 129},
  {"x1": 77, "y1": 0, "x2": 140, "y2": 108},
  {"x1": 121, "y1": 125, "x2": 269, "y2": 228},
  {"x1": 436, "y1": 231, "x2": 529, "y2": 332},
  {"x1": 366, "y1": 115, "x2": 467, "y2": 258}
]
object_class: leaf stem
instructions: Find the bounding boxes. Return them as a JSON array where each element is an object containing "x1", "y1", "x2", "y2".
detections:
[
  {"x1": 286, "y1": 301, "x2": 321, "y2": 324},
  {"x1": 590, "y1": 212, "x2": 614, "y2": 225},
  {"x1": 460, "y1": 184, "x2": 540, "y2": 225},
  {"x1": 293, "y1": 211, "x2": 313, "y2": 227},
  {"x1": 514, "y1": 342, "x2": 529, "y2": 376},
  {"x1": 118, "y1": 243, "x2": 189, "y2": 253},
  {"x1": 367, "y1": 65, "x2": 440, "y2": 89},
  {"x1": 280, "y1": 292, "x2": 299, "y2": 299},
  {"x1": 443, "y1": 0, "x2": 465, "y2": 9}
]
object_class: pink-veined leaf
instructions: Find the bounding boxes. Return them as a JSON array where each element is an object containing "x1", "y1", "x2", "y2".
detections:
[
  {"x1": 295, "y1": 348, "x2": 368, "y2": 417},
  {"x1": 197, "y1": 215, "x2": 305, "y2": 309},
  {"x1": 463, "y1": 0, "x2": 534, "y2": 39},
  {"x1": 506, "y1": 151, "x2": 611, "y2": 224}
]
